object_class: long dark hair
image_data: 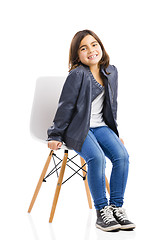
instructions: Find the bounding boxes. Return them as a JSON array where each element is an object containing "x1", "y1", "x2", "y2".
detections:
[{"x1": 68, "y1": 29, "x2": 110, "y2": 73}]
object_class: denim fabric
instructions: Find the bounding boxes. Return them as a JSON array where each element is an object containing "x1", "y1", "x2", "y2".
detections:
[{"x1": 74, "y1": 126, "x2": 129, "y2": 210}]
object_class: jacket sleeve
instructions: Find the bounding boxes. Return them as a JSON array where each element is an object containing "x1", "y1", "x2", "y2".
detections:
[
  {"x1": 47, "y1": 70, "x2": 83, "y2": 142},
  {"x1": 112, "y1": 66, "x2": 118, "y2": 125}
]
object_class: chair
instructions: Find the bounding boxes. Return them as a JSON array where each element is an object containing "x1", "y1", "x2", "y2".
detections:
[{"x1": 27, "y1": 76, "x2": 110, "y2": 223}]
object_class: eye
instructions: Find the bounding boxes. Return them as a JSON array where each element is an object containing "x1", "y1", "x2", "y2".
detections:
[
  {"x1": 93, "y1": 43, "x2": 98, "y2": 47},
  {"x1": 81, "y1": 47, "x2": 87, "y2": 51}
]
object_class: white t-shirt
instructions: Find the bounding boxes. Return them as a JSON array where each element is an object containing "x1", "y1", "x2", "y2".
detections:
[{"x1": 90, "y1": 89, "x2": 107, "y2": 128}]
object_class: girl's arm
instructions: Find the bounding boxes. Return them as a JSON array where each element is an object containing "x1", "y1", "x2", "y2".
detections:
[
  {"x1": 112, "y1": 66, "x2": 118, "y2": 124},
  {"x1": 112, "y1": 67, "x2": 124, "y2": 145},
  {"x1": 47, "y1": 70, "x2": 83, "y2": 143}
]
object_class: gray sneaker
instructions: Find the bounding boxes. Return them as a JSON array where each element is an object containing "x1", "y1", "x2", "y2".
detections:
[
  {"x1": 96, "y1": 206, "x2": 121, "y2": 232},
  {"x1": 112, "y1": 206, "x2": 136, "y2": 230}
]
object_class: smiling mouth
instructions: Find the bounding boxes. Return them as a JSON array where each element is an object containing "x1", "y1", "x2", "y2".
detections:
[{"x1": 88, "y1": 54, "x2": 98, "y2": 59}]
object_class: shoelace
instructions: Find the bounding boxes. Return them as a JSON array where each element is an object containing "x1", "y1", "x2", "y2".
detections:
[
  {"x1": 100, "y1": 206, "x2": 115, "y2": 224},
  {"x1": 114, "y1": 207, "x2": 128, "y2": 221}
]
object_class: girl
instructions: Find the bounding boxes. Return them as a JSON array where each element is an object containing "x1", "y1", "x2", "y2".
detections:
[{"x1": 47, "y1": 30, "x2": 136, "y2": 232}]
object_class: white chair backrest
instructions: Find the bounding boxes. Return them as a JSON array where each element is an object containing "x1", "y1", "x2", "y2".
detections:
[{"x1": 30, "y1": 76, "x2": 65, "y2": 143}]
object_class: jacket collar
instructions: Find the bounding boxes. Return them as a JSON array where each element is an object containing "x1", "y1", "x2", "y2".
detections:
[
  {"x1": 80, "y1": 63, "x2": 110, "y2": 77},
  {"x1": 100, "y1": 66, "x2": 111, "y2": 78},
  {"x1": 79, "y1": 64, "x2": 111, "y2": 86}
]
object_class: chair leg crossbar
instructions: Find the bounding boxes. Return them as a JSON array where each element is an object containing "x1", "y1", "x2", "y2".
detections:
[
  {"x1": 43, "y1": 152, "x2": 87, "y2": 184},
  {"x1": 28, "y1": 149, "x2": 110, "y2": 223}
]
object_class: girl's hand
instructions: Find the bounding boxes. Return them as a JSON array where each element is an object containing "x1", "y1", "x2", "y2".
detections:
[
  {"x1": 120, "y1": 138, "x2": 124, "y2": 145},
  {"x1": 48, "y1": 140, "x2": 62, "y2": 150}
]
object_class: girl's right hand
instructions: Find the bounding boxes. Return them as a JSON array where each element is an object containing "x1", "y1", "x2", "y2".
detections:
[{"x1": 48, "y1": 140, "x2": 62, "y2": 150}]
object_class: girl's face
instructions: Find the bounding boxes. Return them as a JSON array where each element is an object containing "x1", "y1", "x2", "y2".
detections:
[{"x1": 78, "y1": 35, "x2": 103, "y2": 69}]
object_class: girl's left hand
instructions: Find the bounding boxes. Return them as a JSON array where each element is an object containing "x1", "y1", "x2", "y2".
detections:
[{"x1": 120, "y1": 138, "x2": 124, "y2": 145}]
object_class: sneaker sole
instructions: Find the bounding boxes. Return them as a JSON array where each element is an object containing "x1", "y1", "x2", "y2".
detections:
[
  {"x1": 96, "y1": 223, "x2": 121, "y2": 232},
  {"x1": 120, "y1": 223, "x2": 136, "y2": 230}
]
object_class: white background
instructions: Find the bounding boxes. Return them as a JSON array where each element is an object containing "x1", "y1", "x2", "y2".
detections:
[{"x1": 0, "y1": 0, "x2": 160, "y2": 239}]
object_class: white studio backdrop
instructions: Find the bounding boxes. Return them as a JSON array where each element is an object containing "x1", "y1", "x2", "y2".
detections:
[{"x1": 0, "y1": 0, "x2": 160, "y2": 239}]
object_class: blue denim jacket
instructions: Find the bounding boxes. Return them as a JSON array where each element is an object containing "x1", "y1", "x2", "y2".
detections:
[{"x1": 47, "y1": 64, "x2": 119, "y2": 151}]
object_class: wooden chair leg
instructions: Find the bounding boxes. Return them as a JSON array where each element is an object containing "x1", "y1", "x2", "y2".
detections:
[
  {"x1": 80, "y1": 157, "x2": 92, "y2": 209},
  {"x1": 49, "y1": 150, "x2": 68, "y2": 223},
  {"x1": 105, "y1": 175, "x2": 110, "y2": 195},
  {"x1": 28, "y1": 150, "x2": 54, "y2": 213}
]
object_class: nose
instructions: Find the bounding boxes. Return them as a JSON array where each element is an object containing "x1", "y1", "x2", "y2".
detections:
[{"x1": 88, "y1": 45, "x2": 94, "y2": 53}]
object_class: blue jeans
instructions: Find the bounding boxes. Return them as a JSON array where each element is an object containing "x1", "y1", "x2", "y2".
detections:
[{"x1": 74, "y1": 126, "x2": 129, "y2": 210}]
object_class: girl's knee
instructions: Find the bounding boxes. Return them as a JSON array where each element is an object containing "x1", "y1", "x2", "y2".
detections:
[
  {"x1": 113, "y1": 148, "x2": 129, "y2": 166},
  {"x1": 119, "y1": 149, "x2": 130, "y2": 167},
  {"x1": 87, "y1": 151, "x2": 106, "y2": 166}
]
